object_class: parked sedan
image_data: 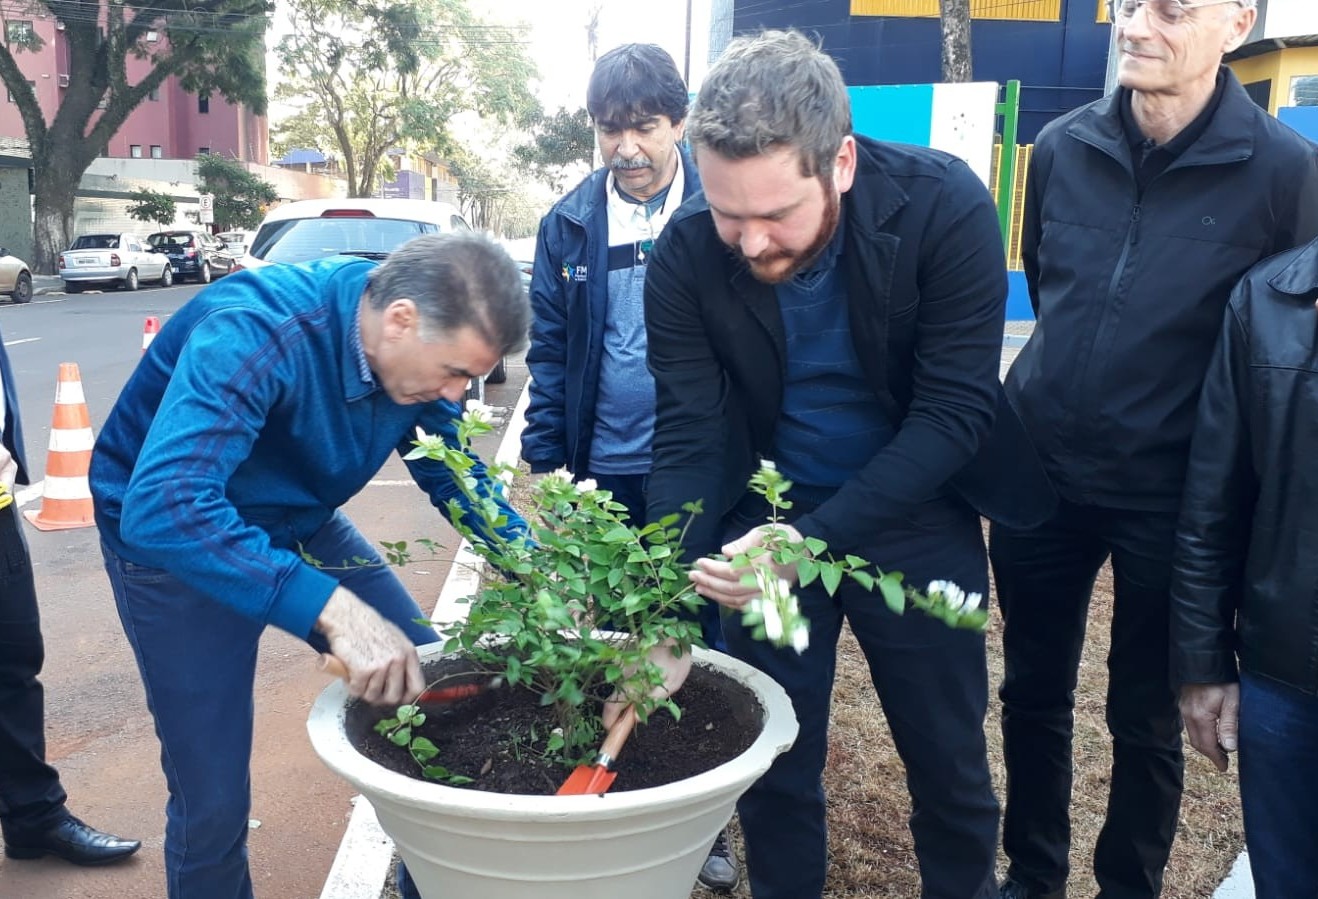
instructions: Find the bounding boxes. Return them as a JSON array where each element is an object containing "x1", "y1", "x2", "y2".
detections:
[
  {"x1": 147, "y1": 230, "x2": 235, "y2": 284},
  {"x1": 0, "y1": 247, "x2": 33, "y2": 304},
  {"x1": 59, "y1": 233, "x2": 173, "y2": 292},
  {"x1": 216, "y1": 229, "x2": 257, "y2": 256}
]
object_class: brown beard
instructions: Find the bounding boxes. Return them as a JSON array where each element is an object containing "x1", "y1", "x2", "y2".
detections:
[{"x1": 736, "y1": 178, "x2": 841, "y2": 285}]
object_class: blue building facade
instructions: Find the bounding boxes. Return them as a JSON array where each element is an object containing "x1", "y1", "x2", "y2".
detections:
[{"x1": 732, "y1": 0, "x2": 1111, "y2": 142}]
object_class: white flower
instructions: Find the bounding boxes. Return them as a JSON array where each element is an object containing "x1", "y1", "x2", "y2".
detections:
[
  {"x1": 927, "y1": 580, "x2": 948, "y2": 597},
  {"x1": 761, "y1": 600, "x2": 784, "y2": 642},
  {"x1": 760, "y1": 459, "x2": 777, "y2": 471},
  {"x1": 943, "y1": 583, "x2": 966, "y2": 611},
  {"x1": 791, "y1": 624, "x2": 810, "y2": 653},
  {"x1": 964, "y1": 592, "x2": 983, "y2": 613},
  {"x1": 464, "y1": 399, "x2": 493, "y2": 422},
  {"x1": 576, "y1": 478, "x2": 598, "y2": 493}
]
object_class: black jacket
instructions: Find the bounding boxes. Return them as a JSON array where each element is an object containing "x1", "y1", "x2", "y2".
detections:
[
  {"x1": 643, "y1": 135, "x2": 1054, "y2": 559},
  {"x1": 1008, "y1": 68, "x2": 1318, "y2": 512},
  {"x1": 1171, "y1": 238, "x2": 1318, "y2": 695}
]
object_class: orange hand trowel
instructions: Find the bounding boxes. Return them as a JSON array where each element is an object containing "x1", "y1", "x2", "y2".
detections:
[
  {"x1": 318, "y1": 654, "x2": 501, "y2": 705},
  {"x1": 556, "y1": 706, "x2": 639, "y2": 796}
]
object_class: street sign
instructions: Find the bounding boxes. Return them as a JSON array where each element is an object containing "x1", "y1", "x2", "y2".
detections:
[{"x1": 199, "y1": 193, "x2": 214, "y2": 224}]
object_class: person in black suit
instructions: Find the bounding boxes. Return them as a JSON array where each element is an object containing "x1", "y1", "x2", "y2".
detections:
[{"x1": 0, "y1": 329, "x2": 140, "y2": 866}]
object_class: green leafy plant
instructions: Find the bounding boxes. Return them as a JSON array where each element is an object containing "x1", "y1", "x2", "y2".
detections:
[{"x1": 369, "y1": 405, "x2": 988, "y2": 783}]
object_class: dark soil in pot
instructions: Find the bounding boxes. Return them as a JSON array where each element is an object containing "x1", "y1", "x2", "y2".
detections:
[{"x1": 344, "y1": 657, "x2": 763, "y2": 795}]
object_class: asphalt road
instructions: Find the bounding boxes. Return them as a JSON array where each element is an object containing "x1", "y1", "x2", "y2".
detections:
[{"x1": 0, "y1": 283, "x2": 527, "y2": 899}]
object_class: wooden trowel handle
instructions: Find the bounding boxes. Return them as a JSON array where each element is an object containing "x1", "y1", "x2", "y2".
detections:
[
  {"x1": 597, "y1": 706, "x2": 639, "y2": 768},
  {"x1": 319, "y1": 654, "x2": 349, "y2": 680}
]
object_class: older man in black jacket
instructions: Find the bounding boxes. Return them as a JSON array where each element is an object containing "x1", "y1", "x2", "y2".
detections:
[
  {"x1": 992, "y1": 1, "x2": 1318, "y2": 897},
  {"x1": 1172, "y1": 235, "x2": 1318, "y2": 899},
  {"x1": 644, "y1": 29, "x2": 1051, "y2": 899}
]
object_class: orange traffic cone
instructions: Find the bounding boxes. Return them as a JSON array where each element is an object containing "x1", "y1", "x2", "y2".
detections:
[
  {"x1": 24, "y1": 363, "x2": 96, "y2": 531},
  {"x1": 142, "y1": 316, "x2": 160, "y2": 354}
]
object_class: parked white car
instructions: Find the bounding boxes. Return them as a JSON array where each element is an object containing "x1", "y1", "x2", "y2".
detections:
[
  {"x1": 216, "y1": 229, "x2": 257, "y2": 256},
  {"x1": 0, "y1": 247, "x2": 33, "y2": 304},
  {"x1": 235, "y1": 198, "x2": 471, "y2": 272},
  {"x1": 59, "y1": 232, "x2": 173, "y2": 292}
]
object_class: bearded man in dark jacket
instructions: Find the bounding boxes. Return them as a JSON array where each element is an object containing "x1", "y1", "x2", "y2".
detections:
[
  {"x1": 992, "y1": 1, "x2": 1318, "y2": 897},
  {"x1": 644, "y1": 29, "x2": 1052, "y2": 899}
]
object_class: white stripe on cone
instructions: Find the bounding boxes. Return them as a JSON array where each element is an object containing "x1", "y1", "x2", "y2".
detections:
[
  {"x1": 41, "y1": 475, "x2": 91, "y2": 501},
  {"x1": 49, "y1": 427, "x2": 95, "y2": 453},
  {"x1": 54, "y1": 380, "x2": 87, "y2": 405}
]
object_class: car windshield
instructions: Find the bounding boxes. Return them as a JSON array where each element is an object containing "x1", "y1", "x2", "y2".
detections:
[
  {"x1": 148, "y1": 233, "x2": 195, "y2": 249},
  {"x1": 71, "y1": 235, "x2": 119, "y2": 250},
  {"x1": 248, "y1": 217, "x2": 439, "y2": 265}
]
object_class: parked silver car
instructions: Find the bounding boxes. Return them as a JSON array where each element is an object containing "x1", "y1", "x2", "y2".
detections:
[
  {"x1": 0, "y1": 247, "x2": 33, "y2": 304},
  {"x1": 59, "y1": 232, "x2": 173, "y2": 292}
]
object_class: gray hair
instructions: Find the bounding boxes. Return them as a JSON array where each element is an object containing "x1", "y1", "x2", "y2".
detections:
[
  {"x1": 688, "y1": 30, "x2": 852, "y2": 179},
  {"x1": 366, "y1": 231, "x2": 529, "y2": 356}
]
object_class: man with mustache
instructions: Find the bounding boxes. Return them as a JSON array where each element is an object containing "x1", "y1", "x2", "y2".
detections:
[
  {"x1": 644, "y1": 29, "x2": 1052, "y2": 899},
  {"x1": 520, "y1": 42, "x2": 737, "y2": 892},
  {"x1": 992, "y1": 1, "x2": 1318, "y2": 897}
]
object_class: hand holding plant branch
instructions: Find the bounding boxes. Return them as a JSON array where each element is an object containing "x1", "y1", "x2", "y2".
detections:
[{"x1": 366, "y1": 409, "x2": 987, "y2": 783}]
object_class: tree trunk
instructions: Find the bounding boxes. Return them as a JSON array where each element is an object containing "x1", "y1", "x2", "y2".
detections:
[
  {"x1": 32, "y1": 164, "x2": 80, "y2": 275},
  {"x1": 939, "y1": 0, "x2": 974, "y2": 83}
]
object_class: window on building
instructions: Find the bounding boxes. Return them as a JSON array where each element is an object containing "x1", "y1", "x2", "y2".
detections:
[
  {"x1": 5, "y1": 21, "x2": 34, "y2": 44},
  {"x1": 1290, "y1": 75, "x2": 1318, "y2": 107},
  {"x1": 198, "y1": 95, "x2": 209, "y2": 114},
  {"x1": 151, "y1": 145, "x2": 163, "y2": 159},
  {"x1": 148, "y1": 87, "x2": 160, "y2": 101},
  {"x1": 130, "y1": 145, "x2": 143, "y2": 158},
  {"x1": 7, "y1": 79, "x2": 34, "y2": 102},
  {"x1": 198, "y1": 146, "x2": 210, "y2": 155}
]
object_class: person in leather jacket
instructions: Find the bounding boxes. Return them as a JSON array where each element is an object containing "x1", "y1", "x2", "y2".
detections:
[
  {"x1": 1171, "y1": 235, "x2": 1318, "y2": 899},
  {"x1": 991, "y1": 1, "x2": 1318, "y2": 896}
]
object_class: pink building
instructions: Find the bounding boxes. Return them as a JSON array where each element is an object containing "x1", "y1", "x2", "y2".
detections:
[{"x1": 0, "y1": 15, "x2": 267, "y2": 163}]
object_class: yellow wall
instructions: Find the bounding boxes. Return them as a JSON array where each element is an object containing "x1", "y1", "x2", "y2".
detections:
[
  {"x1": 1274, "y1": 46, "x2": 1318, "y2": 111},
  {"x1": 1228, "y1": 53, "x2": 1283, "y2": 113},
  {"x1": 851, "y1": 0, "x2": 1061, "y2": 21}
]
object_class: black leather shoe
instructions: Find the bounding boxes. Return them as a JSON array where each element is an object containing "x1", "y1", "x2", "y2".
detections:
[
  {"x1": 999, "y1": 878, "x2": 1067, "y2": 899},
  {"x1": 4, "y1": 814, "x2": 141, "y2": 866},
  {"x1": 696, "y1": 828, "x2": 740, "y2": 893}
]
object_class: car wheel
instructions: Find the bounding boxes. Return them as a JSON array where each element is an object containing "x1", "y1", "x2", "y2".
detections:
[
  {"x1": 123, "y1": 268, "x2": 139, "y2": 291},
  {"x1": 464, "y1": 376, "x2": 485, "y2": 405},
  {"x1": 10, "y1": 271, "x2": 32, "y2": 304},
  {"x1": 63, "y1": 281, "x2": 82, "y2": 294},
  {"x1": 160, "y1": 265, "x2": 173, "y2": 287},
  {"x1": 485, "y1": 356, "x2": 507, "y2": 384},
  {"x1": 198, "y1": 262, "x2": 211, "y2": 284}
]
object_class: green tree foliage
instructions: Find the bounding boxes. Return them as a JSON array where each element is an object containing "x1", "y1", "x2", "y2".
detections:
[
  {"x1": 513, "y1": 107, "x2": 595, "y2": 192},
  {"x1": 274, "y1": 0, "x2": 540, "y2": 198},
  {"x1": 195, "y1": 154, "x2": 278, "y2": 230},
  {"x1": 126, "y1": 188, "x2": 178, "y2": 231},
  {"x1": 447, "y1": 147, "x2": 539, "y2": 238},
  {"x1": 0, "y1": 0, "x2": 270, "y2": 272}
]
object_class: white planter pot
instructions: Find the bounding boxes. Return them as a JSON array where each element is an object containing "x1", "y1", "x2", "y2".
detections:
[{"x1": 308, "y1": 643, "x2": 797, "y2": 899}]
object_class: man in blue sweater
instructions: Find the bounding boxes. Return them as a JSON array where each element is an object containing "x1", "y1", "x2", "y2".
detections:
[{"x1": 90, "y1": 232, "x2": 529, "y2": 899}]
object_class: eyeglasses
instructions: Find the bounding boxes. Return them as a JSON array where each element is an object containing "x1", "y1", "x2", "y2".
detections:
[{"x1": 1108, "y1": 0, "x2": 1243, "y2": 26}]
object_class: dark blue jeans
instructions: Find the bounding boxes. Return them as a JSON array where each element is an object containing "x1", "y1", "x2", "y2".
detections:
[
  {"x1": 0, "y1": 501, "x2": 68, "y2": 837},
  {"x1": 102, "y1": 510, "x2": 437, "y2": 899},
  {"x1": 724, "y1": 492, "x2": 998, "y2": 899},
  {"x1": 1239, "y1": 671, "x2": 1318, "y2": 899},
  {"x1": 991, "y1": 500, "x2": 1184, "y2": 899}
]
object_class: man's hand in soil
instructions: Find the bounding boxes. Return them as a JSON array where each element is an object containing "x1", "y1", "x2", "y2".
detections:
[
  {"x1": 316, "y1": 586, "x2": 425, "y2": 706},
  {"x1": 602, "y1": 638, "x2": 691, "y2": 728},
  {"x1": 690, "y1": 524, "x2": 804, "y2": 609},
  {"x1": 1179, "y1": 681, "x2": 1240, "y2": 773}
]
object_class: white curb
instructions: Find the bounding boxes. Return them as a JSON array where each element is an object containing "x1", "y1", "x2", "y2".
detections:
[
  {"x1": 1213, "y1": 852, "x2": 1253, "y2": 899},
  {"x1": 318, "y1": 381, "x2": 532, "y2": 899}
]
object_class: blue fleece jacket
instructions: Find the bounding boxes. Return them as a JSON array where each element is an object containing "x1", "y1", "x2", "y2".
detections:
[{"x1": 90, "y1": 256, "x2": 524, "y2": 639}]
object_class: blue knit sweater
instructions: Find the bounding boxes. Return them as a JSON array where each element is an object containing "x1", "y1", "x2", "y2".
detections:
[{"x1": 91, "y1": 256, "x2": 524, "y2": 638}]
